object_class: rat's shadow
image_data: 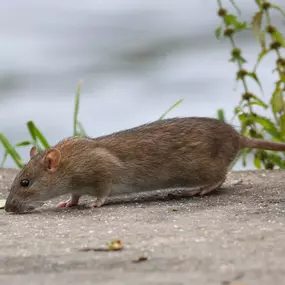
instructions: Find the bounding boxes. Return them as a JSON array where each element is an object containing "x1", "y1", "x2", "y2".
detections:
[
  {"x1": 30, "y1": 185, "x2": 240, "y2": 215},
  {"x1": 105, "y1": 187, "x2": 231, "y2": 205}
]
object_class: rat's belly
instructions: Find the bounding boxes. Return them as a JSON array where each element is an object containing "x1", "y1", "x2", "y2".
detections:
[
  {"x1": 72, "y1": 186, "x2": 99, "y2": 196},
  {"x1": 111, "y1": 178, "x2": 202, "y2": 196}
]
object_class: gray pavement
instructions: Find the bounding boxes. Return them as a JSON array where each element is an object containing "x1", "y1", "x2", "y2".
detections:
[{"x1": 1, "y1": 168, "x2": 285, "y2": 285}]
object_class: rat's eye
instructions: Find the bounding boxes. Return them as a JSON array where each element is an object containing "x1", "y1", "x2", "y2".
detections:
[{"x1": 20, "y1": 179, "x2": 30, "y2": 187}]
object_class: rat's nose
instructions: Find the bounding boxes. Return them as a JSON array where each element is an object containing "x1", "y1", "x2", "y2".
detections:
[{"x1": 4, "y1": 199, "x2": 20, "y2": 213}]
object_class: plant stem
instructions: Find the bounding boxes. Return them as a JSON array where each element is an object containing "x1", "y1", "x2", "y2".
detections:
[
  {"x1": 264, "y1": 9, "x2": 284, "y2": 77},
  {"x1": 229, "y1": 36, "x2": 249, "y2": 93}
]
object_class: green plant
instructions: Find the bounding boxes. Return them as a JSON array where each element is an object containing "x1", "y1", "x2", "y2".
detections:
[
  {"x1": 73, "y1": 79, "x2": 87, "y2": 137},
  {"x1": 159, "y1": 99, "x2": 184, "y2": 120},
  {"x1": 215, "y1": 0, "x2": 285, "y2": 169},
  {"x1": 217, "y1": 108, "x2": 226, "y2": 122},
  {"x1": 0, "y1": 80, "x2": 183, "y2": 168}
]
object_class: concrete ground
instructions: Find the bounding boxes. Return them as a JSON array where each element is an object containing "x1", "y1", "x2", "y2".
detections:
[{"x1": 0, "y1": 168, "x2": 285, "y2": 285}]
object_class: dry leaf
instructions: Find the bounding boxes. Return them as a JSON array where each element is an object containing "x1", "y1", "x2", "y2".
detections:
[{"x1": 108, "y1": 239, "x2": 123, "y2": 250}]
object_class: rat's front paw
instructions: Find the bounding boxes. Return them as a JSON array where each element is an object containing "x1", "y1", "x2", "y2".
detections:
[
  {"x1": 57, "y1": 194, "x2": 80, "y2": 208},
  {"x1": 57, "y1": 201, "x2": 77, "y2": 208}
]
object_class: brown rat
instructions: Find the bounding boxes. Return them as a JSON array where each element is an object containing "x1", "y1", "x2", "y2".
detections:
[{"x1": 4, "y1": 116, "x2": 285, "y2": 214}]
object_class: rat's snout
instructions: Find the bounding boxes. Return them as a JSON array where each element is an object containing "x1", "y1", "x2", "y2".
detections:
[
  {"x1": 5, "y1": 196, "x2": 36, "y2": 214},
  {"x1": 5, "y1": 202, "x2": 18, "y2": 213},
  {"x1": 4, "y1": 198, "x2": 24, "y2": 214}
]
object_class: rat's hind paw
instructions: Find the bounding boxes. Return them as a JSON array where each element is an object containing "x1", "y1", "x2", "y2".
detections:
[{"x1": 88, "y1": 199, "x2": 105, "y2": 208}]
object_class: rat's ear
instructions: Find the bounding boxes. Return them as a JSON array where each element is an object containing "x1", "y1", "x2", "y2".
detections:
[
  {"x1": 43, "y1": 148, "x2": 61, "y2": 171},
  {"x1": 30, "y1": 146, "x2": 37, "y2": 158}
]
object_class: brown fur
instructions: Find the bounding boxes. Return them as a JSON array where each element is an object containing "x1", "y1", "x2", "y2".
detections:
[{"x1": 4, "y1": 117, "x2": 285, "y2": 213}]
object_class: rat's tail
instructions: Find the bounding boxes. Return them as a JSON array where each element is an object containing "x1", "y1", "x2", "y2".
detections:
[{"x1": 240, "y1": 136, "x2": 285, "y2": 151}]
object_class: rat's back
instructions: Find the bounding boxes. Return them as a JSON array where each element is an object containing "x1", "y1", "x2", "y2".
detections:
[{"x1": 94, "y1": 117, "x2": 242, "y2": 192}]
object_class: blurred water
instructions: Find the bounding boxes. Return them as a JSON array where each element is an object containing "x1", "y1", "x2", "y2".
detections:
[{"x1": 0, "y1": 0, "x2": 284, "y2": 169}]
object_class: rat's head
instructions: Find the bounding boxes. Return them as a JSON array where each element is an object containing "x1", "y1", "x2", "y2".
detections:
[{"x1": 5, "y1": 146, "x2": 64, "y2": 214}]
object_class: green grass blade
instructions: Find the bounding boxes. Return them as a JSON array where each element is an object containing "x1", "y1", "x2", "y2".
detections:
[
  {"x1": 74, "y1": 80, "x2": 83, "y2": 136},
  {"x1": 159, "y1": 99, "x2": 184, "y2": 120},
  {"x1": 27, "y1": 121, "x2": 50, "y2": 150},
  {"x1": 76, "y1": 121, "x2": 87, "y2": 137},
  {"x1": 217, "y1": 108, "x2": 226, "y2": 122},
  {"x1": 15, "y1": 141, "x2": 33, "y2": 147},
  {"x1": 0, "y1": 134, "x2": 24, "y2": 168},
  {"x1": 0, "y1": 151, "x2": 8, "y2": 167}
]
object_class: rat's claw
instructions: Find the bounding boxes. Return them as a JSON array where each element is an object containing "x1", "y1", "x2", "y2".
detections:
[
  {"x1": 58, "y1": 202, "x2": 68, "y2": 207},
  {"x1": 57, "y1": 201, "x2": 77, "y2": 208}
]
